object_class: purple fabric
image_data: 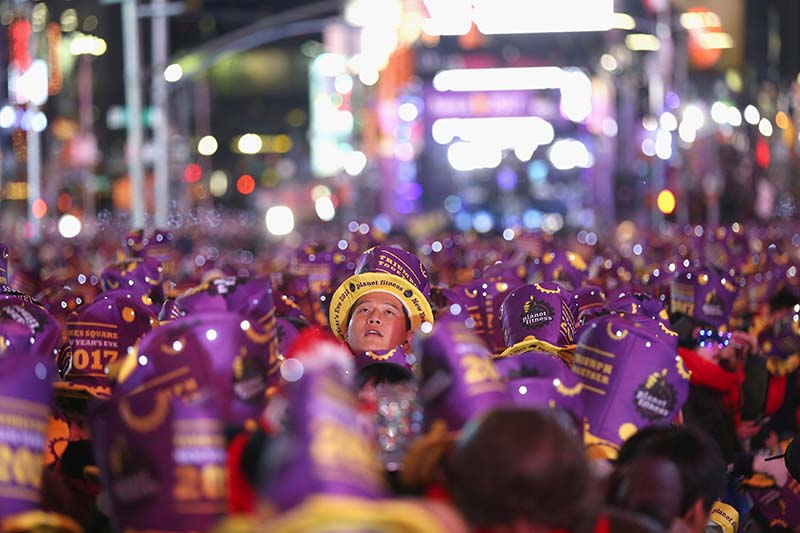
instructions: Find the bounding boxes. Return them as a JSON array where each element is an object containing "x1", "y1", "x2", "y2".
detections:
[
  {"x1": 172, "y1": 276, "x2": 275, "y2": 324},
  {"x1": 353, "y1": 345, "x2": 415, "y2": 380},
  {"x1": 670, "y1": 267, "x2": 737, "y2": 327},
  {"x1": 113, "y1": 312, "x2": 277, "y2": 425},
  {"x1": 532, "y1": 250, "x2": 588, "y2": 291},
  {"x1": 0, "y1": 355, "x2": 54, "y2": 517},
  {"x1": 417, "y1": 321, "x2": 511, "y2": 431},
  {"x1": 499, "y1": 281, "x2": 576, "y2": 348},
  {"x1": 62, "y1": 290, "x2": 157, "y2": 394},
  {"x1": 100, "y1": 257, "x2": 165, "y2": 313},
  {"x1": 353, "y1": 246, "x2": 432, "y2": 299},
  {"x1": 262, "y1": 337, "x2": 386, "y2": 510},
  {"x1": 0, "y1": 299, "x2": 62, "y2": 360},
  {"x1": 91, "y1": 395, "x2": 226, "y2": 531},
  {"x1": 575, "y1": 314, "x2": 689, "y2": 449}
]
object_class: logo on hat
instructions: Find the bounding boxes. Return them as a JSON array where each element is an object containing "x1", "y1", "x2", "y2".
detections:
[
  {"x1": 702, "y1": 289, "x2": 724, "y2": 319},
  {"x1": 633, "y1": 369, "x2": 677, "y2": 420},
  {"x1": 520, "y1": 296, "x2": 554, "y2": 330},
  {"x1": 232, "y1": 348, "x2": 268, "y2": 404}
]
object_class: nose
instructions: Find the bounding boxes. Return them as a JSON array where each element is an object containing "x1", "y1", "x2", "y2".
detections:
[{"x1": 367, "y1": 310, "x2": 381, "y2": 325}]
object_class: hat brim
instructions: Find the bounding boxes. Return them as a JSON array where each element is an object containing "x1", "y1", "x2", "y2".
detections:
[
  {"x1": 494, "y1": 337, "x2": 575, "y2": 367},
  {"x1": 328, "y1": 272, "x2": 433, "y2": 341},
  {"x1": 1, "y1": 510, "x2": 82, "y2": 533},
  {"x1": 53, "y1": 380, "x2": 111, "y2": 400}
]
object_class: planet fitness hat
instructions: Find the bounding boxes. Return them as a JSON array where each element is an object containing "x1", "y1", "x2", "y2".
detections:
[
  {"x1": 575, "y1": 315, "x2": 690, "y2": 459},
  {"x1": 329, "y1": 246, "x2": 433, "y2": 341},
  {"x1": 495, "y1": 282, "x2": 577, "y2": 364}
]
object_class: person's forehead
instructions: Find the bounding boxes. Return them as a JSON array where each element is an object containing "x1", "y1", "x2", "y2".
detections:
[{"x1": 354, "y1": 291, "x2": 404, "y2": 308}]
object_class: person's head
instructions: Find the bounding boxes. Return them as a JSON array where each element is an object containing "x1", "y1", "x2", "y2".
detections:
[
  {"x1": 448, "y1": 408, "x2": 600, "y2": 533},
  {"x1": 616, "y1": 425, "x2": 726, "y2": 533},
  {"x1": 607, "y1": 456, "x2": 683, "y2": 529},
  {"x1": 346, "y1": 291, "x2": 412, "y2": 354}
]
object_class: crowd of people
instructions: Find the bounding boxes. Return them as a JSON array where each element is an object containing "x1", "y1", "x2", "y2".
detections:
[{"x1": 0, "y1": 218, "x2": 799, "y2": 532}]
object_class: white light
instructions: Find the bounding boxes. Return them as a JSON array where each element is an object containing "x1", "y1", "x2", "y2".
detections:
[
  {"x1": 682, "y1": 105, "x2": 705, "y2": 130},
  {"x1": 206, "y1": 329, "x2": 217, "y2": 341},
  {"x1": 744, "y1": 105, "x2": 760, "y2": 125},
  {"x1": 602, "y1": 118, "x2": 618, "y2": 137},
  {"x1": 432, "y1": 66, "x2": 589, "y2": 93},
  {"x1": 266, "y1": 205, "x2": 295, "y2": 236},
  {"x1": 660, "y1": 112, "x2": 678, "y2": 132},
  {"x1": 420, "y1": 321, "x2": 433, "y2": 334},
  {"x1": 642, "y1": 116, "x2": 658, "y2": 131},
  {"x1": 209, "y1": 170, "x2": 228, "y2": 197},
  {"x1": 758, "y1": 118, "x2": 773, "y2": 137},
  {"x1": 678, "y1": 121, "x2": 696, "y2": 144},
  {"x1": 655, "y1": 129, "x2": 672, "y2": 160},
  {"x1": 642, "y1": 138, "x2": 656, "y2": 157},
  {"x1": 600, "y1": 53, "x2": 618, "y2": 72},
  {"x1": 398, "y1": 102, "x2": 419, "y2": 122},
  {"x1": 240, "y1": 320, "x2": 251, "y2": 330},
  {"x1": 432, "y1": 116, "x2": 554, "y2": 147},
  {"x1": 471, "y1": 0, "x2": 614, "y2": 35},
  {"x1": 280, "y1": 358, "x2": 304, "y2": 382},
  {"x1": 238, "y1": 133, "x2": 263, "y2": 155},
  {"x1": 164, "y1": 63, "x2": 183, "y2": 83},
  {"x1": 503, "y1": 228, "x2": 515, "y2": 241},
  {"x1": 710, "y1": 102, "x2": 728, "y2": 125},
  {"x1": 69, "y1": 33, "x2": 107, "y2": 56},
  {"x1": 633, "y1": 244, "x2": 643, "y2": 255},
  {"x1": 359, "y1": 69, "x2": 379, "y2": 86},
  {"x1": 680, "y1": 10, "x2": 721, "y2": 30},
  {"x1": 518, "y1": 385, "x2": 528, "y2": 395},
  {"x1": 315, "y1": 196, "x2": 336, "y2": 222},
  {"x1": 343, "y1": 151, "x2": 367, "y2": 175},
  {"x1": 472, "y1": 211, "x2": 494, "y2": 233},
  {"x1": 31, "y1": 112, "x2": 47, "y2": 133},
  {"x1": 548, "y1": 138, "x2": 593, "y2": 170},
  {"x1": 726, "y1": 106, "x2": 742, "y2": 127},
  {"x1": 625, "y1": 34, "x2": 661, "y2": 51},
  {"x1": 612, "y1": 12, "x2": 636, "y2": 30},
  {"x1": 699, "y1": 32, "x2": 734, "y2": 50},
  {"x1": 14, "y1": 60, "x2": 49, "y2": 106},
  {"x1": 172, "y1": 340, "x2": 183, "y2": 352},
  {"x1": 541, "y1": 213, "x2": 564, "y2": 233},
  {"x1": 0, "y1": 106, "x2": 15, "y2": 129},
  {"x1": 447, "y1": 142, "x2": 502, "y2": 171},
  {"x1": 334, "y1": 74, "x2": 353, "y2": 94},
  {"x1": 138, "y1": 355, "x2": 148, "y2": 366},
  {"x1": 197, "y1": 135, "x2": 218, "y2": 156},
  {"x1": 58, "y1": 214, "x2": 82, "y2": 239}
]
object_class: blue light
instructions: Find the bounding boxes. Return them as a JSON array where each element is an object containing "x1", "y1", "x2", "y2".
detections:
[
  {"x1": 527, "y1": 160, "x2": 548, "y2": 183},
  {"x1": 497, "y1": 167, "x2": 518, "y2": 191},
  {"x1": 523, "y1": 209, "x2": 542, "y2": 229}
]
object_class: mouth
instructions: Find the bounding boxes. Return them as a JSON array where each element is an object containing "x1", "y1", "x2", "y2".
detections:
[{"x1": 365, "y1": 329, "x2": 383, "y2": 337}]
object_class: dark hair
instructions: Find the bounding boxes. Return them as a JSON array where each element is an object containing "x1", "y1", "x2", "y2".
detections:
[
  {"x1": 448, "y1": 408, "x2": 600, "y2": 533},
  {"x1": 769, "y1": 288, "x2": 799, "y2": 313},
  {"x1": 616, "y1": 425, "x2": 726, "y2": 515}
]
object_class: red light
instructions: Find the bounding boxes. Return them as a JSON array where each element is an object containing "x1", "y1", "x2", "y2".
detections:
[
  {"x1": 57, "y1": 192, "x2": 72, "y2": 212},
  {"x1": 756, "y1": 137, "x2": 770, "y2": 168},
  {"x1": 183, "y1": 163, "x2": 202, "y2": 183},
  {"x1": 237, "y1": 174, "x2": 255, "y2": 195},
  {"x1": 32, "y1": 198, "x2": 47, "y2": 219}
]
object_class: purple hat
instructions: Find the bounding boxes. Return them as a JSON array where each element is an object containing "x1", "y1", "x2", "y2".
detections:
[
  {"x1": 573, "y1": 285, "x2": 606, "y2": 324},
  {"x1": 0, "y1": 300, "x2": 62, "y2": 361},
  {"x1": 757, "y1": 312, "x2": 800, "y2": 367},
  {"x1": 58, "y1": 290, "x2": 158, "y2": 399},
  {"x1": 91, "y1": 395, "x2": 227, "y2": 531},
  {"x1": 292, "y1": 244, "x2": 350, "y2": 327},
  {"x1": 531, "y1": 250, "x2": 588, "y2": 291},
  {"x1": 111, "y1": 311, "x2": 277, "y2": 425},
  {"x1": 0, "y1": 355, "x2": 55, "y2": 519},
  {"x1": 575, "y1": 315, "x2": 690, "y2": 459},
  {"x1": 261, "y1": 332, "x2": 386, "y2": 511},
  {"x1": 416, "y1": 321, "x2": 511, "y2": 432},
  {"x1": 493, "y1": 353, "x2": 584, "y2": 428},
  {"x1": 670, "y1": 266, "x2": 737, "y2": 328},
  {"x1": 171, "y1": 276, "x2": 275, "y2": 324},
  {"x1": 747, "y1": 480, "x2": 800, "y2": 530},
  {"x1": 100, "y1": 257, "x2": 165, "y2": 313},
  {"x1": 456, "y1": 268, "x2": 524, "y2": 353},
  {"x1": 122, "y1": 229, "x2": 147, "y2": 258},
  {"x1": 329, "y1": 245, "x2": 434, "y2": 342},
  {"x1": 275, "y1": 317, "x2": 300, "y2": 359},
  {"x1": 604, "y1": 291, "x2": 679, "y2": 350},
  {"x1": 496, "y1": 282, "x2": 576, "y2": 363}
]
